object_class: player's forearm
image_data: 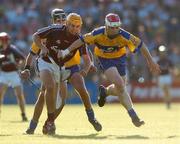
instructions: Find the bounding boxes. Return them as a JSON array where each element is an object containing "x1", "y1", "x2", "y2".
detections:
[
  {"x1": 60, "y1": 39, "x2": 84, "y2": 58},
  {"x1": 24, "y1": 53, "x2": 35, "y2": 69},
  {"x1": 68, "y1": 39, "x2": 84, "y2": 52},
  {"x1": 82, "y1": 55, "x2": 91, "y2": 73},
  {"x1": 140, "y1": 43, "x2": 153, "y2": 63},
  {"x1": 33, "y1": 33, "x2": 45, "y2": 50}
]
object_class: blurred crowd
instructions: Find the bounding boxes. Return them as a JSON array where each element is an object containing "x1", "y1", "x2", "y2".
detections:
[{"x1": 0, "y1": 0, "x2": 179, "y2": 81}]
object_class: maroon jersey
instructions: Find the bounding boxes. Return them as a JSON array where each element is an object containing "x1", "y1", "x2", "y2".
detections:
[
  {"x1": 157, "y1": 57, "x2": 173, "y2": 75},
  {"x1": 36, "y1": 25, "x2": 87, "y2": 66},
  {"x1": 0, "y1": 44, "x2": 24, "y2": 72}
]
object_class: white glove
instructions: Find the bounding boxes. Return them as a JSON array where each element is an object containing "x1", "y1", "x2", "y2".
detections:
[{"x1": 58, "y1": 49, "x2": 70, "y2": 59}]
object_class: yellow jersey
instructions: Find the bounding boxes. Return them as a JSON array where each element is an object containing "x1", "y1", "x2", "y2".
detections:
[
  {"x1": 30, "y1": 42, "x2": 82, "y2": 67},
  {"x1": 80, "y1": 26, "x2": 142, "y2": 59}
]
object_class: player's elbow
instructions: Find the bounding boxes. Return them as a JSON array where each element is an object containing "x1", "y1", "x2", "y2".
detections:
[{"x1": 32, "y1": 32, "x2": 40, "y2": 43}]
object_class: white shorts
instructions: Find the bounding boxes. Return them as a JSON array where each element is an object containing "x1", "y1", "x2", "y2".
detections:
[
  {"x1": 56, "y1": 90, "x2": 62, "y2": 109},
  {"x1": 158, "y1": 75, "x2": 172, "y2": 86},
  {"x1": 37, "y1": 58, "x2": 60, "y2": 83},
  {"x1": 0, "y1": 71, "x2": 21, "y2": 88}
]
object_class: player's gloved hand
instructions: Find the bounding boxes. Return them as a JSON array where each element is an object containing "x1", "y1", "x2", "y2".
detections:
[
  {"x1": 20, "y1": 69, "x2": 30, "y2": 80},
  {"x1": 57, "y1": 49, "x2": 70, "y2": 59},
  {"x1": 147, "y1": 60, "x2": 161, "y2": 75},
  {"x1": 79, "y1": 69, "x2": 87, "y2": 77},
  {"x1": 89, "y1": 64, "x2": 97, "y2": 73}
]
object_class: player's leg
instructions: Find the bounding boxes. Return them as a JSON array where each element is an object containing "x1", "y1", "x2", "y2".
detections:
[
  {"x1": 31, "y1": 87, "x2": 45, "y2": 124},
  {"x1": 37, "y1": 58, "x2": 59, "y2": 135},
  {"x1": 12, "y1": 72, "x2": 27, "y2": 121},
  {"x1": 26, "y1": 85, "x2": 45, "y2": 134},
  {"x1": 54, "y1": 81, "x2": 67, "y2": 119},
  {"x1": 40, "y1": 69, "x2": 56, "y2": 135},
  {"x1": 14, "y1": 85, "x2": 28, "y2": 121},
  {"x1": 97, "y1": 56, "x2": 144, "y2": 127},
  {"x1": 97, "y1": 57, "x2": 125, "y2": 107},
  {"x1": 0, "y1": 84, "x2": 8, "y2": 115},
  {"x1": 0, "y1": 72, "x2": 9, "y2": 115},
  {"x1": 99, "y1": 75, "x2": 127, "y2": 106},
  {"x1": 159, "y1": 75, "x2": 172, "y2": 109},
  {"x1": 163, "y1": 84, "x2": 171, "y2": 109},
  {"x1": 104, "y1": 75, "x2": 129, "y2": 108},
  {"x1": 69, "y1": 67, "x2": 102, "y2": 131},
  {"x1": 70, "y1": 73, "x2": 92, "y2": 109},
  {"x1": 102, "y1": 67, "x2": 144, "y2": 127}
]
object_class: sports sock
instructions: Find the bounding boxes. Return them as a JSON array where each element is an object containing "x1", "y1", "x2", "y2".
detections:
[
  {"x1": 47, "y1": 112, "x2": 54, "y2": 122},
  {"x1": 29, "y1": 120, "x2": 38, "y2": 130},
  {"x1": 128, "y1": 109, "x2": 138, "y2": 118},
  {"x1": 21, "y1": 113, "x2": 26, "y2": 117},
  {"x1": 86, "y1": 109, "x2": 95, "y2": 120}
]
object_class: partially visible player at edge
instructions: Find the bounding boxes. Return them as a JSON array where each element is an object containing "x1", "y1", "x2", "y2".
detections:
[
  {"x1": 0, "y1": 32, "x2": 28, "y2": 121},
  {"x1": 58, "y1": 13, "x2": 161, "y2": 127}
]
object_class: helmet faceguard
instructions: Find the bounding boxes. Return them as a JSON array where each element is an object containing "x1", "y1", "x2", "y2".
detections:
[
  {"x1": 51, "y1": 8, "x2": 66, "y2": 21},
  {"x1": 105, "y1": 13, "x2": 121, "y2": 27}
]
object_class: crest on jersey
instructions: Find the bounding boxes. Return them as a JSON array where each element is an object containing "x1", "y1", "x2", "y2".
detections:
[{"x1": 56, "y1": 40, "x2": 61, "y2": 44}]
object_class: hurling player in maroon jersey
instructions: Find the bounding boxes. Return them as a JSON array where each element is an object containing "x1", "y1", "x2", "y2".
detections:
[{"x1": 0, "y1": 32, "x2": 28, "y2": 121}]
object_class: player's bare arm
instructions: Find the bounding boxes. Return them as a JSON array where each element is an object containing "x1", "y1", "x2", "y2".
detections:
[
  {"x1": 33, "y1": 33, "x2": 49, "y2": 56},
  {"x1": 80, "y1": 54, "x2": 91, "y2": 77},
  {"x1": 20, "y1": 53, "x2": 35, "y2": 79},
  {"x1": 140, "y1": 43, "x2": 161, "y2": 74},
  {"x1": 88, "y1": 50, "x2": 97, "y2": 73},
  {"x1": 57, "y1": 38, "x2": 84, "y2": 58}
]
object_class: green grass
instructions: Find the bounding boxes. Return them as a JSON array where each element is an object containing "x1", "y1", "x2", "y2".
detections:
[{"x1": 0, "y1": 103, "x2": 180, "y2": 144}]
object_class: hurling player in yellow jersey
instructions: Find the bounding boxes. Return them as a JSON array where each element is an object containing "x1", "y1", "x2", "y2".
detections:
[{"x1": 58, "y1": 13, "x2": 161, "y2": 127}]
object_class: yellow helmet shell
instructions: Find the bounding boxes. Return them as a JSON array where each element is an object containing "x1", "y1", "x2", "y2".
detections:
[{"x1": 67, "y1": 13, "x2": 82, "y2": 25}]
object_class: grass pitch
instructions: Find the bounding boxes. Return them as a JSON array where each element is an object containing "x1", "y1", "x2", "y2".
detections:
[{"x1": 0, "y1": 103, "x2": 180, "y2": 144}]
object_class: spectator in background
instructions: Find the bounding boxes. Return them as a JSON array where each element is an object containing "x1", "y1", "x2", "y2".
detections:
[
  {"x1": 0, "y1": 0, "x2": 179, "y2": 82},
  {"x1": 157, "y1": 45, "x2": 174, "y2": 109}
]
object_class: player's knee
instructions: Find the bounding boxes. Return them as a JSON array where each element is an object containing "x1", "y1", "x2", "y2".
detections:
[
  {"x1": 44, "y1": 83, "x2": 55, "y2": 91},
  {"x1": 115, "y1": 83, "x2": 125, "y2": 94}
]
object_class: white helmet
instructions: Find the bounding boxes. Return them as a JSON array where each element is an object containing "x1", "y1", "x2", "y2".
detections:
[
  {"x1": 105, "y1": 13, "x2": 121, "y2": 27},
  {"x1": 0, "y1": 32, "x2": 10, "y2": 42}
]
